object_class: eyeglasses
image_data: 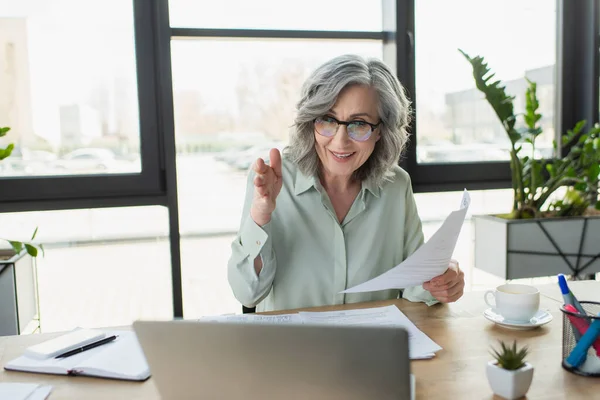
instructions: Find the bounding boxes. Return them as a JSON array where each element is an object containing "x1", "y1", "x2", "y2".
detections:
[{"x1": 314, "y1": 116, "x2": 381, "y2": 142}]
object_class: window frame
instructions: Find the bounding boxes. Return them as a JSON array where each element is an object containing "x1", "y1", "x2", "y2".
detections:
[
  {"x1": 1, "y1": 0, "x2": 597, "y2": 320},
  {"x1": 386, "y1": 0, "x2": 599, "y2": 193},
  {"x1": 0, "y1": 0, "x2": 167, "y2": 212}
]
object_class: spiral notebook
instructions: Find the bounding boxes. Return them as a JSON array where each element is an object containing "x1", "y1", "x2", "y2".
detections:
[{"x1": 4, "y1": 331, "x2": 150, "y2": 381}]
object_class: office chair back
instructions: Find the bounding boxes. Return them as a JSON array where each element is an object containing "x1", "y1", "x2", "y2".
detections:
[{"x1": 242, "y1": 305, "x2": 256, "y2": 314}]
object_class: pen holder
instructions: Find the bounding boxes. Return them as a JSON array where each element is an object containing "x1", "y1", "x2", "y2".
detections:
[{"x1": 560, "y1": 301, "x2": 600, "y2": 377}]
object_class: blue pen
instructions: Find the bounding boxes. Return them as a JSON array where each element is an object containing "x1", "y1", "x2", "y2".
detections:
[
  {"x1": 558, "y1": 274, "x2": 586, "y2": 315},
  {"x1": 565, "y1": 313, "x2": 600, "y2": 368}
]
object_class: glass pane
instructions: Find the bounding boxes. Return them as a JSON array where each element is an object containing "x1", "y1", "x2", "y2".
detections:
[
  {"x1": 0, "y1": 0, "x2": 141, "y2": 178},
  {"x1": 171, "y1": 38, "x2": 382, "y2": 317},
  {"x1": 0, "y1": 206, "x2": 172, "y2": 332},
  {"x1": 169, "y1": 0, "x2": 382, "y2": 31},
  {"x1": 415, "y1": 0, "x2": 557, "y2": 164}
]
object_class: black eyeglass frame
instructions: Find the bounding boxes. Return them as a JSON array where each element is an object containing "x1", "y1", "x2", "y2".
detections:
[{"x1": 314, "y1": 116, "x2": 382, "y2": 141}]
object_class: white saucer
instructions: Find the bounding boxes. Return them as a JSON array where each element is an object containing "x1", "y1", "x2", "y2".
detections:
[{"x1": 483, "y1": 308, "x2": 553, "y2": 330}]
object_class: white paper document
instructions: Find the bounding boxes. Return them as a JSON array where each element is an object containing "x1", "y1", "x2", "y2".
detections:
[
  {"x1": 0, "y1": 383, "x2": 52, "y2": 400},
  {"x1": 341, "y1": 189, "x2": 471, "y2": 294},
  {"x1": 201, "y1": 306, "x2": 441, "y2": 360},
  {"x1": 198, "y1": 313, "x2": 304, "y2": 324},
  {"x1": 299, "y1": 305, "x2": 441, "y2": 359}
]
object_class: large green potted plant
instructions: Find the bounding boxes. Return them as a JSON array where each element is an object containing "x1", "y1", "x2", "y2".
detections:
[
  {"x1": 459, "y1": 51, "x2": 600, "y2": 280},
  {"x1": 1, "y1": 126, "x2": 42, "y2": 335}
]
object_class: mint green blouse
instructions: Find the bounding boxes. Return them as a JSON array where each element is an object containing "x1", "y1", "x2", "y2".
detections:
[{"x1": 227, "y1": 158, "x2": 437, "y2": 312}]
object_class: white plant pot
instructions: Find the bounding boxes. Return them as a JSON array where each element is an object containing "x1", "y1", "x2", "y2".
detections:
[
  {"x1": 486, "y1": 361, "x2": 534, "y2": 400},
  {"x1": 474, "y1": 215, "x2": 600, "y2": 279}
]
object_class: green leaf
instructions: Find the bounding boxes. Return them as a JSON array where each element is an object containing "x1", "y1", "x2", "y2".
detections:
[
  {"x1": 574, "y1": 182, "x2": 587, "y2": 192},
  {"x1": 588, "y1": 163, "x2": 600, "y2": 182},
  {"x1": 31, "y1": 227, "x2": 39, "y2": 240},
  {"x1": 524, "y1": 79, "x2": 542, "y2": 136},
  {"x1": 515, "y1": 145, "x2": 523, "y2": 154},
  {"x1": 0, "y1": 143, "x2": 15, "y2": 160},
  {"x1": 459, "y1": 49, "x2": 519, "y2": 144},
  {"x1": 573, "y1": 120, "x2": 587, "y2": 134},
  {"x1": 531, "y1": 161, "x2": 543, "y2": 188},
  {"x1": 562, "y1": 121, "x2": 588, "y2": 149},
  {"x1": 490, "y1": 340, "x2": 529, "y2": 370},
  {"x1": 0, "y1": 126, "x2": 9, "y2": 137},
  {"x1": 9, "y1": 241, "x2": 23, "y2": 254},
  {"x1": 39, "y1": 244, "x2": 46, "y2": 257},
  {"x1": 25, "y1": 244, "x2": 38, "y2": 257}
]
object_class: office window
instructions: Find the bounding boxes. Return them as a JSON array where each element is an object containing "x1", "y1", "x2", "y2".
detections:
[
  {"x1": 171, "y1": 38, "x2": 382, "y2": 317},
  {"x1": 168, "y1": 0, "x2": 382, "y2": 31},
  {"x1": 0, "y1": 0, "x2": 141, "y2": 178},
  {"x1": 414, "y1": 0, "x2": 557, "y2": 164},
  {"x1": 0, "y1": 206, "x2": 172, "y2": 333}
]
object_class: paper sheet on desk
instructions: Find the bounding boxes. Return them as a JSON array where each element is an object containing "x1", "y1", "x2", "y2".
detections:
[
  {"x1": 341, "y1": 189, "x2": 471, "y2": 294},
  {"x1": 0, "y1": 383, "x2": 52, "y2": 400},
  {"x1": 299, "y1": 305, "x2": 441, "y2": 360},
  {"x1": 198, "y1": 313, "x2": 303, "y2": 324}
]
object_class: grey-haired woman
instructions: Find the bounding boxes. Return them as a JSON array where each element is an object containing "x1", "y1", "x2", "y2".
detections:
[{"x1": 228, "y1": 54, "x2": 464, "y2": 312}]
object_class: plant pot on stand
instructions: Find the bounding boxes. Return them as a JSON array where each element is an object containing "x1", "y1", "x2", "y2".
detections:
[
  {"x1": 0, "y1": 249, "x2": 41, "y2": 335},
  {"x1": 459, "y1": 50, "x2": 600, "y2": 281},
  {"x1": 474, "y1": 214, "x2": 600, "y2": 280}
]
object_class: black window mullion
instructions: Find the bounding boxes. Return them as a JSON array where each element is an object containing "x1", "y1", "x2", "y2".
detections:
[
  {"x1": 151, "y1": 0, "x2": 183, "y2": 318},
  {"x1": 171, "y1": 27, "x2": 384, "y2": 40},
  {"x1": 557, "y1": 0, "x2": 600, "y2": 156}
]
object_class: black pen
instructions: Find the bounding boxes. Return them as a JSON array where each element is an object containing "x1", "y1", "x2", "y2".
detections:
[{"x1": 55, "y1": 335, "x2": 118, "y2": 359}]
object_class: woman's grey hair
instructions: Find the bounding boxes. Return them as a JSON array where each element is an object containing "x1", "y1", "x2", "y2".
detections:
[{"x1": 285, "y1": 54, "x2": 412, "y2": 187}]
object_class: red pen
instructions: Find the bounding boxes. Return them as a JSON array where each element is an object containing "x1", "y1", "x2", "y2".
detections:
[{"x1": 564, "y1": 304, "x2": 600, "y2": 356}]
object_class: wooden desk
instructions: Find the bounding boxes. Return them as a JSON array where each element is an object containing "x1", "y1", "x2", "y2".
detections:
[{"x1": 1, "y1": 282, "x2": 599, "y2": 399}]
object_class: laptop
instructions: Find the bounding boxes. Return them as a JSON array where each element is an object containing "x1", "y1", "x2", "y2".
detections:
[{"x1": 133, "y1": 319, "x2": 413, "y2": 400}]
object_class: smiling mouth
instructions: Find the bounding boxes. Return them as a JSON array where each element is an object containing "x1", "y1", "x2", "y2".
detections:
[{"x1": 330, "y1": 150, "x2": 355, "y2": 159}]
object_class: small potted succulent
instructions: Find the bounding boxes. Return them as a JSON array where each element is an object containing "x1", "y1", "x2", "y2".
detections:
[{"x1": 486, "y1": 340, "x2": 534, "y2": 400}]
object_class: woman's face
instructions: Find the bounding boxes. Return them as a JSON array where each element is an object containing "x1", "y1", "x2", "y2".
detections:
[{"x1": 314, "y1": 84, "x2": 381, "y2": 181}]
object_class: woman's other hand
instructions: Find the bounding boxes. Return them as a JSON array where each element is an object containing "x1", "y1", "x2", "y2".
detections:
[
  {"x1": 250, "y1": 148, "x2": 283, "y2": 226},
  {"x1": 422, "y1": 259, "x2": 465, "y2": 303}
]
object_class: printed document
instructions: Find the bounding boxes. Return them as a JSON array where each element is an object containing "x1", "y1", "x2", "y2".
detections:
[
  {"x1": 341, "y1": 189, "x2": 471, "y2": 294},
  {"x1": 198, "y1": 313, "x2": 303, "y2": 324},
  {"x1": 202, "y1": 306, "x2": 441, "y2": 360},
  {"x1": 299, "y1": 305, "x2": 441, "y2": 359}
]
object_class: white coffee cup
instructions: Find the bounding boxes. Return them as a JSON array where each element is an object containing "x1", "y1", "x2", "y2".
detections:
[{"x1": 484, "y1": 284, "x2": 540, "y2": 322}]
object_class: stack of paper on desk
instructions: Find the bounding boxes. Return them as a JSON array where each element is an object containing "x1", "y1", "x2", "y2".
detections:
[
  {"x1": 299, "y1": 305, "x2": 441, "y2": 359},
  {"x1": 201, "y1": 305, "x2": 441, "y2": 360},
  {"x1": 341, "y1": 189, "x2": 471, "y2": 294},
  {"x1": 4, "y1": 331, "x2": 150, "y2": 381}
]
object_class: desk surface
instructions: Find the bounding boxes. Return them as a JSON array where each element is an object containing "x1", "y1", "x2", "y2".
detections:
[{"x1": 1, "y1": 281, "x2": 599, "y2": 399}]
